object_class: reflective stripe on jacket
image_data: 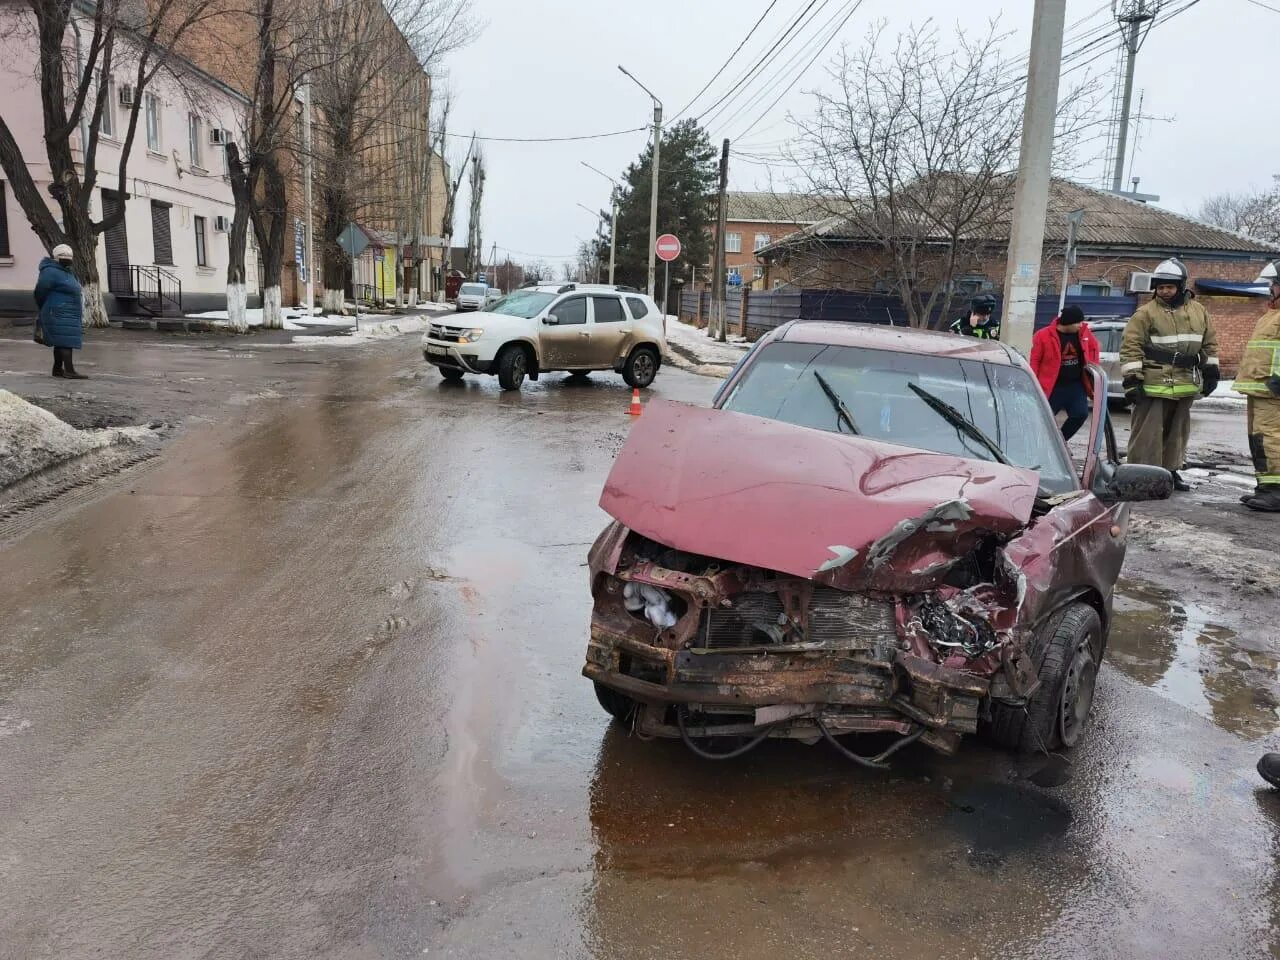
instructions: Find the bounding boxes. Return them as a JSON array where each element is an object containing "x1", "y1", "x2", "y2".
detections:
[
  {"x1": 1235, "y1": 306, "x2": 1280, "y2": 396},
  {"x1": 949, "y1": 315, "x2": 1000, "y2": 339},
  {"x1": 1118, "y1": 296, "x2": 1218, "y2": 399}
]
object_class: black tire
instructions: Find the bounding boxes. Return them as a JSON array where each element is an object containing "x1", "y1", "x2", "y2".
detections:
[
  {"x1": 496, "y1": 345, "x2": 529, "y2": 391},
  {"x1": 439, "y1": 366, "x2": 465, "y2": 381},
  {"x1": 594, "y1": 682, "x2": 637, "y2": 724},
  {"x1": 984, "y1": 604, "x2": 1102, "y2": 753},
  {"x1": 622, "y1": 346, "x2": 660, "y2": 388}
]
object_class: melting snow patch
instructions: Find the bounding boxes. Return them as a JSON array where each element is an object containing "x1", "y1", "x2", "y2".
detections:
[
  {"x1": 291, "y1": 315, "x2": 429, "y2": 346},
  {"x1": 0, "y1": 389, "x2": 152, "y2": 487}
]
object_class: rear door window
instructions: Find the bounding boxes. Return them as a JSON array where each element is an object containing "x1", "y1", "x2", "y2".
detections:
[
  {"x1": 553, "y1": 296, "x2": 587, "y2": 325},
  {"x1": 625, "y1": 297, "x2": 649, "y2": 319},
  {"x1": 592, "y1": 296, "x2": 626, "y2": 323}
]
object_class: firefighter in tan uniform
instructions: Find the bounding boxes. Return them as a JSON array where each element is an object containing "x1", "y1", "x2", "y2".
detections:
[
  {"x1": 1235, "y1": 261, "x2": 1280, "y2": 512},
  {"x1": 1120, "y1": 258, "x2": 1220, "y2": 491}
]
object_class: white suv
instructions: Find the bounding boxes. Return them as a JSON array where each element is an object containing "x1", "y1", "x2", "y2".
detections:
[
  {"x1": 422, "y1": 284, "x2": 667, "y2": 391},
  {"x1": 455, "y1": 282, "x2": 501, "y2": 312}
]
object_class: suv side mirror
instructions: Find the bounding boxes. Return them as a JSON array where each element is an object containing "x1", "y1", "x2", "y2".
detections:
[
  {"x1": 544, "y1": 314, "x2": 559, "y2": 325},
  {"x1": 1092, "y1": 462, "x2": 1173, "y2": 503}
]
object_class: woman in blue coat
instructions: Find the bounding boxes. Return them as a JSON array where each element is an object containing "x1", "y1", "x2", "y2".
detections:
[{"x1": 33, "y1": 244, "x2": 88, "y2": 379}]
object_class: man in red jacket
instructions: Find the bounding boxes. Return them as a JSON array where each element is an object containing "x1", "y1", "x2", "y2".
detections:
[{"x1": 1030, "y1": 305, "x2": 1101, "y2": 441}]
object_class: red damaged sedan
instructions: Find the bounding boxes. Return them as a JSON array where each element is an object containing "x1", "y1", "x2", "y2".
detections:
[{"x1": 583, "y1": 321, "x2": 1171, "y2": 765}]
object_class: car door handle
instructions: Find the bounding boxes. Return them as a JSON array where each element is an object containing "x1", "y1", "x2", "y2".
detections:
[{"x1": 578, "y1": 331, "x2": 590, "y2": 337}]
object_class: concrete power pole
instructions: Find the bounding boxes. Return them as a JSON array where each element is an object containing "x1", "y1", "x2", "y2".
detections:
[
  {"x1": 711, "y1": 139, "x2": 730, "y2": 343},
  {"x1": 618, "y1": 66, "x2": 662, "y2": 299},
  {"x1": 1001, "y1": 0, "x2": 1066, "y2": 357},
  {"x1": 1110, "y1": 0, "x2": 1157, "y2": 192}
]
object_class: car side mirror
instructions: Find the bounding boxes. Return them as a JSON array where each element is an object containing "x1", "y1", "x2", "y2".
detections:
[
  {"x1": 544, "y1": 314, "x2": 559, "y2": 325},
  {"x1": 1092, "y1": 462, "x2": 1173, "y2": 503}
]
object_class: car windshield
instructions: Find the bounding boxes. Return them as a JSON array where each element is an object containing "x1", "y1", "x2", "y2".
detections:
[
  {"x1": 459, "y1": 283, "x2": 486, "y2": 295},
  {"x1": 1094, "y1": 327, "x2": 1123, "y2": 352},
  {"x1": 485, "y1": 290, "x2": 556, "y2": 318},
  {"x1": 719, "y1": 341, "x2": 1078, "y2": 494}
]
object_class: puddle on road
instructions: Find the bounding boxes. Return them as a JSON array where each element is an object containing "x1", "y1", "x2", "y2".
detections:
[{"x1": 1108, "y1": 579, "x2": 1280, "y2": 738}]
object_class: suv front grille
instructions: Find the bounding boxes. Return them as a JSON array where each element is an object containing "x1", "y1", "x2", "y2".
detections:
[
  {"x1": 698, "y1": 588, "x2": 895, "y2": 650},
  {"x1": 429, "y1": 324, "x2": 467, "y2": 342}
]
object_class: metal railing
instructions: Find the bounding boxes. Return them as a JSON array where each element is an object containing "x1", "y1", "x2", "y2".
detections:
[{"x1": 107, "y1": 264, "x2": 183, "y2": 315}]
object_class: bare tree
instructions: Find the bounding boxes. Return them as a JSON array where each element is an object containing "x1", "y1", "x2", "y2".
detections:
[
  {"x1": 522, "y1": 259, "x2": 553, "y2": 283},
  {"x1": 309, "y1": 0, "x2": 476, "y2": 313},
  {"x1": 434, "y1": 112, "x2": 474, "y2": 301},
  {"x1": 463, "y1": 145, "x2": 485, "y2": 276},
  {"x1": 0, "y1": 0, "x2": 218, "y2": 326},
  {"x1": 1196, "y1": 179, "x2": 1280, "y2": 243},
  {"x1": 783, "y1": 22, "x2": 1101, "y2": 328}
]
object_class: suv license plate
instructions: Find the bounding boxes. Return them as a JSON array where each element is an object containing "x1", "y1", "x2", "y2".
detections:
[{"x1": 427, "y1": 345, "x2": 447, "y2": 357}]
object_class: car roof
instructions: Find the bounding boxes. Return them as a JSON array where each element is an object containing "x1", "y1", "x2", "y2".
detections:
[
  {"x1": 1085, "y1": 318, "x2": 1128, "y2": 327},
  {"x1": 775, "y1": 320, "x2": 1020, "y2": 365}
]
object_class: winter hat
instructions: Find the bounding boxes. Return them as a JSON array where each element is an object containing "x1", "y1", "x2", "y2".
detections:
[
  {"x1": 51, "y1": 244, "x2": 73, "y2": 262},
  {"x1": 1059, "y1": 305, "x2": 1085, "y2": 326}
]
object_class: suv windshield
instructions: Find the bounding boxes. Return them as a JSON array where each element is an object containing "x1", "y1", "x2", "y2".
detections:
[
  {"x1": 486, "y1": 290, "x2": 556, "y2": 318},
  {"x1": 1093, "y1": 326, "x2": 1123, "y2": 352},
  {"x1": 459, "y1": 283, "x2": 486, "y2": 296},
  {"x1": 719, "y1": 341, "x2": 1077, "y2": 494}
]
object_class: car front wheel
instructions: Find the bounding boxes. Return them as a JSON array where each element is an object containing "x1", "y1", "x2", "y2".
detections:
[
  {"x1": 496, "y1": 345, "x2": 529, "y2": 391},
  {"x1": 594, "y1": 682, "x2": 637, "y2": 724},
  {"x1": 984, "y1": 603, "x2": 1102, "y2": 752},
  {"x1": 622, "y1": 346, "x2": 660, "y2": 388}
]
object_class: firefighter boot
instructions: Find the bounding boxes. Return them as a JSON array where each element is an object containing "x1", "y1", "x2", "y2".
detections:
[{"x1": 1243, "y1": 484, "x2": 1280, "y2": 513}]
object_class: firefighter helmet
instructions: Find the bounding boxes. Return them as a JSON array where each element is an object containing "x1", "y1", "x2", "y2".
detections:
[
  {"x1": 970, "y1": 294, "x2": 997, "y2": 315},
  {"x1": 1256, "y1": 260, "x2": 1280, "y2": 285},
  {"x1": 1151, "y1": 257, "x2": 1189, "y2": 288}
]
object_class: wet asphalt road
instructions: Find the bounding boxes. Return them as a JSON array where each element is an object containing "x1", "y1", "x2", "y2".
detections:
[{"x1": 2, "y1": 338, "x2": 1279, "y2": 959}]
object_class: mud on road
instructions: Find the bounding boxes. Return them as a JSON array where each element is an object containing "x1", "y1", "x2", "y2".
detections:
[{"x1": 0, "y1": 332, "x2": 1278, "y2": 959}]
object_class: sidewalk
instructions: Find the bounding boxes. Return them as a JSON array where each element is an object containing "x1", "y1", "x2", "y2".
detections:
[{"x1": 663, "y1": 316, "x2": 751, "y2": 378}]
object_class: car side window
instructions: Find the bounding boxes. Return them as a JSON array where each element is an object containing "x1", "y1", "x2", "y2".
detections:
[
  {"x1": 592, "y1": 296, "x2": 626, "y2": 324},
  {"x1": 625, "y1": 297, "x2": 649, "y2": 319},
  {"x1": 552, "y1": 296, "x2": 587, "y2": 325}
]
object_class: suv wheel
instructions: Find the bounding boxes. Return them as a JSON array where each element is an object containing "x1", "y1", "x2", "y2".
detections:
[
  {"x1": 594, "y1": 682, "x2": 637, "y2": 724},
  {"x1": 496, "y1": 345, "x2": 529, "y2": 391},
  {"x1": 984, "y1": 603, "x2": 1102, "y2": 752},
  {"x1": 622, "y1": 346, "x2": 660, "y2": 388},
  {"x1": 439, "y1": 366, "x2": 465, "y2": 381}
]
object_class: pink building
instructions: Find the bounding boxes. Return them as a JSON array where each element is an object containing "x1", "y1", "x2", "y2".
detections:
[{"x1": 0, "y1": 10, "x2": 253, "y2": 315}]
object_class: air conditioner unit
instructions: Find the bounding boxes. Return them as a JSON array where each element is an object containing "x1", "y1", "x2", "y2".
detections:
[
  {"x1": 119, "y1": 85, "x2": 136, "y2": 107},
  {"x1": 1128, "y1": 271, "x2": 1155, "y2": 294},
  {"x1": 209, "y1": 128, "x2": 227, "y2": 145},
  {"x1": 213, "y1": 215, "x2": 231, "y2": 232}
]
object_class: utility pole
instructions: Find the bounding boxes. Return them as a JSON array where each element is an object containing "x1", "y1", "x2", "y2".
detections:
[
  {"x1": 1110, "y1": 0, "x2": 1157, "y2": 192},
  {"x1": 1058, "y1": 209, "x2": 1085, "y2": 314},
  {"x1": 711, "y1": 138, "x2": 730, "y2": 343},
  {"x1": 580, "y1": 162, "x2": 621, "y2": 285},
  {"x1": 1001, "y1": 0, "x2": 1066, "y2": 357},
  {"x1": 618, "y1": 65, "x2": 662, "y2": 298},
  {"x1": 301, "y1": 81, "x2": 315, "y2": 312},
  {"x1": 489, "y1": 241, "x2": 496, "y2": 286}
]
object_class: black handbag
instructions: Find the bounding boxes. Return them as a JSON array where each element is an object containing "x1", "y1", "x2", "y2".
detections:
[{"x1": 32, "y1": 319, "x2": 44, "y2": 345}]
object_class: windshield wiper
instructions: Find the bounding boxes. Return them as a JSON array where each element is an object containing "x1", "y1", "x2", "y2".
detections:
[
  {"x1": 813, "y1": 370, "x2": 859, "y2": 435},
  {"x1": 907, "y1": 382, "x2": 1012, "y2": 466}
]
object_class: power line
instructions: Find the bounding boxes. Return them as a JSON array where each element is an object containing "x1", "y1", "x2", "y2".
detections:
[
  {"x1": 670, "y1": 0, "x2": 782, "y2": 122},
  {"x1": 437, "y1": 126, "x2": 647, "y2": 143},
  {"x1": 695, "y1": 0, "x2": 830, "y2": 125},
  {"x1": 1241, "y1": 0, "x2": 1280, "y2": 13},
  {"x1": 724, "y1": 0, "x2": 866, "y2": 141}
]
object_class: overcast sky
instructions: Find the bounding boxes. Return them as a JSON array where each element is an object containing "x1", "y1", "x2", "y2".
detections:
[{"x1": 442, "y1": 0, "x2": 1262, "y2": 270}]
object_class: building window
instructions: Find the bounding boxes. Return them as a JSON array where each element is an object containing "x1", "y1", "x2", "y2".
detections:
[
  {"x1": 194, "y1": 215, "x2": 208, "y2": 266},
  {"x1": 188, "y1": 114, "x2": 203, "y2": 167},
  {"x1": 753, "y1": 265, "x2": 764, "y2": 280},
  {"x1": 725, "y1": 232, "x2": 741, "y2": 254},
  {"x1": 1079, "y1": 281, "x2": 1112, "y2": 297},
  {"x1": 151, "y1": 200, "x2": 173, "y2": 264},
  {"x1": 145, "y1": 93, "x2": 161, "y2": 151},
  {"x1": 0, "y1": 181, "x2": 9, "y2": 257},
  {"x1": 954, "y1": 275, "x2": 990, "y2": 296},
  {"x1": 727, "y1": 266, "x2": 741, "y2": 281},
  {"x1": 753, "y1": 233, "x2": 771, "y2": 251},
  {"x1": 99, "y1": 74, "x2": 115, "y2": 137}
]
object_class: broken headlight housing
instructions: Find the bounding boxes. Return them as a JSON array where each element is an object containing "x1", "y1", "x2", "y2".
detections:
[
  {"x1": 917, "y1": 599, "x2": 999, "y2": 658},
  {"x1": 622, "y1": 581, "x2": 680, "y2": 629}
]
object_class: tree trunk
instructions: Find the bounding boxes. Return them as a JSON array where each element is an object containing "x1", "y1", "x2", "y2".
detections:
[
  {"x1": 65, "y1": 204, "x2": 108, "y2": 328},
  {"x1": 436, "y1": 231, "x2": 452, "y2": 303},
  {"x1": 226, "y1": 144, "x2": 252, "y2": 333}
]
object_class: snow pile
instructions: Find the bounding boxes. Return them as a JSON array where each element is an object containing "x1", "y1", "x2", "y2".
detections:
[
  {"x1": 664, "y1": 316, "x2": 752, "y2": 372},
  {"x1": 0, "y1": 390, "x2": 151, "y2": 488},
  {"x1": 187, "y1": 306, "x2": 354, "y2": 332},
  {"x1": 290, "y1": 315, "x2": 428, "y2": 346}
]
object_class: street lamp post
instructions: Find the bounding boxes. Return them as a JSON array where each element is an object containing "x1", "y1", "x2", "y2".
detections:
[
  {"x1": 576, "y1": 202, "x2": 607, "y2": 281},
  {"x1": 581, "y1": 162, "x2": 619, "y2": 285},
  {"x1": 618, "y1": 65, "x2": 662, "y2": 299}
]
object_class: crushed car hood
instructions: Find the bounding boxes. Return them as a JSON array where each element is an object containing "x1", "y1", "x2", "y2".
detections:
[{"x1": 600, "y1": 400, "x2": 1040, "y2": 588}]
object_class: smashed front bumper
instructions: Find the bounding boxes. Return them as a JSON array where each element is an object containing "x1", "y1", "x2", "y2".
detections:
[{"x1": 583, "y1": 559, "x2": 1014, "y2": 756}]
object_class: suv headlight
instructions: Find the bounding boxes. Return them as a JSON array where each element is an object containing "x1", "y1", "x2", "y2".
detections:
[{"x1": 457, "y1": 328, "x2": 484, "y2": 343}]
